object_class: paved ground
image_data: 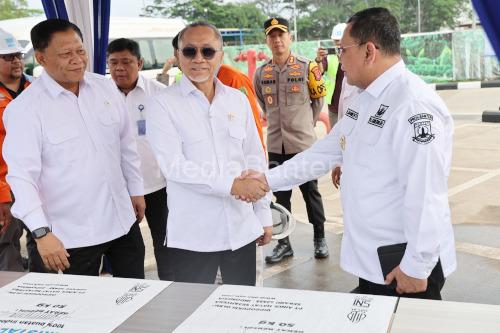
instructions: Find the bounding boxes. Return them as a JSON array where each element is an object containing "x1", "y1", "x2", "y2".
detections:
[{"x1": 20, "y1": 87, "x2": 500, "y2": 305}]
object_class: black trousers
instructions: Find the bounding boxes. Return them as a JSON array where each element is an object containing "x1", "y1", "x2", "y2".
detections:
[
  {"x1": 170, "y1": 241, "x2": 256, "y2": 286},
  {"x1": 357, "y1": 265, "x2": 446, "y2": 300},
  {"x1": 144, "y1": 187, "x2": 173, "y2": 281},
  {"x1": 64, "y1": 222, "x2": 145, "y2": 278},
  {"x1": 268, "y1": 152, "x2": 326, "y2": 240},
  {"x1": 0, "y1": 219, "x2": 23, "y2": 271}
]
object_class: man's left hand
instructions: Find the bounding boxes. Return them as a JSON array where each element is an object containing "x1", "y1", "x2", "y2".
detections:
[
  {"x1": 131, "y1": 196, "x2": 146, "y2": 222},
  {"x1": 385, "y1": 265, "x2": 427, "y2": 294},
  {"x1": 256, "y1": 226, "x2": 272, "y2": 246}
]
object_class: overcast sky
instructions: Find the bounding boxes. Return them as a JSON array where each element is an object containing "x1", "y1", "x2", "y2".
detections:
[{"x1": 27, "y1": 0, "x2": 146, "y2": 17}]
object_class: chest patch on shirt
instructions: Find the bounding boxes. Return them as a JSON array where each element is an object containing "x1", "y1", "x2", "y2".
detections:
[
  {"x1": 409, "y1": 113, "x2": 435, "y2": 144},
  {"x1": 375, "y1": 104, "x2": 389, "y2": 117},
  {"x1": 345, "y1": 108, "x2": 358, "y2": 120},
  {"x1": 367, "y1": 104, "x2": 389, "y2": 128},
  {"x1": 287, "y1": 77, "x2": 304, "y2": 83},
  {"x1": 264, "y1": 66, "x2": 273, "y2": 72},
  {"x1": 368, "y1": 116, "x2": 385, "y2": 128}
]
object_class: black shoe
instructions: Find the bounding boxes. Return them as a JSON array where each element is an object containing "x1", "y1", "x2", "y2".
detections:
[
  {"x1": 265, "y1": 239, "x2": 294, "y2": 264},
  {"x1": 314, "y1": 238, "x2": 329, "y2": 258}
]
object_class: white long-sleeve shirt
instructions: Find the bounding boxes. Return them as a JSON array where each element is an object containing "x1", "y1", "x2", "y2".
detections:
[
  {"x1": 147, "y1": 75, "x2": 272, "y2": 252},
  {"x1": 266, "y1": 61, "x2": 456, "y2": 284},
  {"x1": 3, "y1": 71, "x2": 144, "y2": 249},
  {"x1": 114, "y1": 75, "x2": 166, "y2": 194}
]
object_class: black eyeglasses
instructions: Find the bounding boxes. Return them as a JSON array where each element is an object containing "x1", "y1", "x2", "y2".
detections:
[
  {"x1": 0, "y1": 53, "x2": 24, "y2": 62},
  {"x1": 181, "y1": 46, "x2": 221, "y2": 60}
]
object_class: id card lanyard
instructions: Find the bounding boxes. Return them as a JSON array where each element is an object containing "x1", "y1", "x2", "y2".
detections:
[{"x1": 137, "y1": 104, "x2": 146, "y2": 136}]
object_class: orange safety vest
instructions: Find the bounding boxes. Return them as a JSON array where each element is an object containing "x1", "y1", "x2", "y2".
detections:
[
  {"x1": 0, "y1": 78, "x2": 31, "y2": 203},
  {"x1": 217, "y1": 64, "x2": 266, "y2": 152}
]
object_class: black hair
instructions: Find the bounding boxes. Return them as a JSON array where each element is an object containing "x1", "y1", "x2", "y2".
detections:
[
  {"x1": 172, "y1": 33, "x2": 179, "y2": 51},
  {"x1": 106, "y1": 38, "x2": 141, "y2": 59},
  {"x1": 347, "y1": 7, "x2": 401, "y2": 55},
  {"x1": 31, "y1": 19, "x2": 83, "y2": 51}
]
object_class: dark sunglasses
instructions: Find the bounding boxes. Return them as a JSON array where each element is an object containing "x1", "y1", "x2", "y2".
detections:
[
  {"x1": 181, "y1": 46, "x2": 221, "y2": 60},
  {"x1": 0, "y1": 53, "x2": 24, "y2": 62}
]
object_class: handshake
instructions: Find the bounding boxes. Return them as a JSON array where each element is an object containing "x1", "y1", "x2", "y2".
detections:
[{"x1": 230, "y1": 169, "x2": 269, "y2": 202}]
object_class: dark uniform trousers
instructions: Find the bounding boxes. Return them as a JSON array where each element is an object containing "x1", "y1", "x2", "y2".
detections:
[
  {"x1": 268, "y1": 151, "x2": 326, "y2": 240},
  {"x1": 144, "y1": 187, "x2": 174, "y2": 281},
  {"x1": 0, "y1": 219, "x2": 23, "y2": 271},
  {"x1": 64, "y1": 222, "x2": 145, "y2": 278},
  {"x1": 170, "y1": 241, "x2": 257, "y2": 286}
]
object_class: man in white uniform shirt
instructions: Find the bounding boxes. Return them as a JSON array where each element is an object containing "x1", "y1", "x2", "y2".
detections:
[
  {"x1": 107, "y1": 38, "x2": 173, "y2": 280},
  {"x1": 3, "y1": 19, "x2": 146, "y2": 277},
  {"x1": 240, "y1": 7, "x2": 456, "y2": 299},
  {"x1": 147, "y1": 22, "x2": 272, "y2": 286}
]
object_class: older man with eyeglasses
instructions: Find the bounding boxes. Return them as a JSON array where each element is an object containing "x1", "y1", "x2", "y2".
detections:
[{"x1": 147, "y1": 22, "x2": 272, "y2": 286}]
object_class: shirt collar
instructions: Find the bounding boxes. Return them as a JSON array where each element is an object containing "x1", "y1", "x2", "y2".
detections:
[
  {"x1": 364, "y1": 60, "x2": 405, "y2": 98},
  {"x1": 115, "y1": 75, "x2": 145, "y2": 96},
  {"x1": 41, "y1": 70, "x2": 87, "y2": 98},
  {"x1": 134, "y1": 74, "x2": 146, "y2": 91},
  {"x1": 179, "y1": 74, "x2": 226, "y2": 97}
]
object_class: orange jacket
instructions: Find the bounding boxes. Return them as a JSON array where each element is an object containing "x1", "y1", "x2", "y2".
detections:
[
  {"x1": 217, "y1": 64, "x2": 265, "y2": 151},
  {"x1": 0, "y1": 78, "x2": 31, "y2": 203}
]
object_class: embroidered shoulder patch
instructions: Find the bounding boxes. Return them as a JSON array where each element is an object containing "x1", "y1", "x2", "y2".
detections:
[
  {"x1": 408, "y1": 113, "x2": 435, "y2": 144},
  {"x1": 345, "y1": 108, "x2": 358, "y2": 120}
]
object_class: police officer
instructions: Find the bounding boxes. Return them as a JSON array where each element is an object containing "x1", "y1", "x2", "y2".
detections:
[
  {"x1": 244, "y1": 8, "x2": 456, "y2": 299},
  {"x1": 254, "y1": 17, "x2": 329, "y2": 263}
]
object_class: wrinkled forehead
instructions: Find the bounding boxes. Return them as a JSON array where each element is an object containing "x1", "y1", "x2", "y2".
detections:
[{"x1": 179, "y1": 26, "x2": 221, "y2": 49}]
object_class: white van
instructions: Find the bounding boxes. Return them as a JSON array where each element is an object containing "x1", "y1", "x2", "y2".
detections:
[{"x1": 0, "y1": 16, "x2": 185, "y2": 78}]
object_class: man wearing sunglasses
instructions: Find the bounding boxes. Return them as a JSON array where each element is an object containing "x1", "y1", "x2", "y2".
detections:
[
  {"x1": 254, "y1": 17, "x2": 329, "y2": 264},
  {"x1": 241, "y1": 7, "x2": 456, "y2": 300},
  {"x1": 0, "y1": 28, "x2": 34, "y2": 272},
  {"x1": 147, "y1": 22, "x2": 272, "y2": 286}
]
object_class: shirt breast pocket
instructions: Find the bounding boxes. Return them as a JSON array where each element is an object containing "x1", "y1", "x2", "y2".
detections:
[
  {"x1": 97, "y1": 108, "x2": 121, "y2": 145},
  {"x1": 45, "y1": 124, "x2": 79, "y2": 164},
  {"x1": 227, "y1": 124, "x2": 246, "y2": 164},
  {"x1": 354, "y1": 123, "x2": 392, "y2": 170},
  {"x1": 286, "y1": 84, "x2": 307, "y2": 106}
]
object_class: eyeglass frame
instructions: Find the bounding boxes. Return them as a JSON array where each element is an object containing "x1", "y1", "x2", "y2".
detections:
[
  {"x1": 0, "y1": 53, "x2": 24, "y2": 62},
  {"x1": 180, "y1": 46, "x2": 222, "y2": 60},
  {"x1": 334, "y1": 42, "x2": 379, "y2": 57}
]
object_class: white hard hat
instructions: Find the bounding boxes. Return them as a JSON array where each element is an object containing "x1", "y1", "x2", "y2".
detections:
[
  {"x1": 0, "y1": 28, "x2": 23, "y2": 55},
  {"x1": 331, "y1": 23, "x2": 347, "y2": 40},
  {"x1": 270, "y1": 202, "x2": 296, "y2": 240}
]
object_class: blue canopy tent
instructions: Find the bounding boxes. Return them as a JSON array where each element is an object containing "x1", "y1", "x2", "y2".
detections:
[
  {"x1": 41, "y1": 0, "x2": 111, "y2": 75},
  {"x1": 472, "y1": 0, "x2": 500, "y2": 60}
]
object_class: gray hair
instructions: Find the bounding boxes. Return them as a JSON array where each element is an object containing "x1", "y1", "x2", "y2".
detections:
[{"x1": 177, "y1": 21, "x2": 223, "y2": 48}]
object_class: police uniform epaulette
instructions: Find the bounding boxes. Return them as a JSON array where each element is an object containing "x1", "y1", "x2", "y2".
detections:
[{"x1": 294, "y1": 55, "x2": 309, "y2": 64}]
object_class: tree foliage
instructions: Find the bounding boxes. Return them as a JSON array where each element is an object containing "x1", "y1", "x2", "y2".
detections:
[
  {"x1": 142, "y1": 0, "x2": 471, "y2": 41},
  {"x1": 0, "y1": 0, "x2": 42, "y2": 20}
]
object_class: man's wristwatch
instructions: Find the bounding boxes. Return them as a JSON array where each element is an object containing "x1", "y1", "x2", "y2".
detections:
[{"x1": 32, "y1": 227, "x2": 51, "y2": 239}]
